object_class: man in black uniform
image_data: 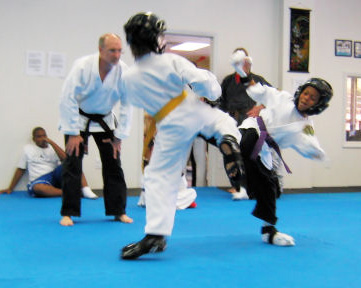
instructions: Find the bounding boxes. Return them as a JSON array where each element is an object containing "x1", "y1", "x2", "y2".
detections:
[{"x1": 218, "y1": 47, "x2": 272, "y2": 126}]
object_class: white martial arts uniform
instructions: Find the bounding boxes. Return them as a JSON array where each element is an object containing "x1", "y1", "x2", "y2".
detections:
[
  {"x1": 138, "y1": 173, "x2": 197, "y2": 210},
  {"x1": 122, "y1": 52, "x2": 241, "y2": 236},
  {"x1": 239, "y1": 83, "x2": 326, "y2": 225},
  {"x1": 240, "y1": 83, "x2": 325, "y2": 170},
  {"x1": 59, "y1": 52, "x2": 133, "y2": 139},
  {"x1": 58, "y1": 52, "x2": 133, "y2": 217}
]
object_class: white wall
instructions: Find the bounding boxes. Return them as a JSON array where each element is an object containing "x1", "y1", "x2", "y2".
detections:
[
  {"x1": 0, "y1": 0, "x2": 360, "y2": 190},
  {"x1": 280, "y1": 0, "x2": 361, "y2": 188}
]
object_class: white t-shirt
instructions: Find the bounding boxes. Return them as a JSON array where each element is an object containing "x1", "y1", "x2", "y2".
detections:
[{"x1": 17, "y1": 144, "x2": 61, "y2": 182}]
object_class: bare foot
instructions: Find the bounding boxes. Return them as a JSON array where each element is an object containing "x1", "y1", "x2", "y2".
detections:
[
  {"x1": 60, "y1": 216, "x2": 74, "y2": 226},
  {"x1": 227, "y1": 187, "x2": 237, "y2": 193},
  {"x1": 115, "y1": 214, "x2": 133, "y2": 223}
]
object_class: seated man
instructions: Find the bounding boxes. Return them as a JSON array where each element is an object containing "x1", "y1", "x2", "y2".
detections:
[{"x1": 0, "y1": 127, "x2": 97, "y2": 198}]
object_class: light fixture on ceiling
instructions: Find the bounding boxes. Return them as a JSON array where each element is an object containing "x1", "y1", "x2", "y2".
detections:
[{"x1": 170, "y1": 42, "x2": 210, "y2": 52}]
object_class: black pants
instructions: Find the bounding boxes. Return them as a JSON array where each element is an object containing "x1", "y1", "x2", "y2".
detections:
[
  {"x1": 61, "y1": 131, "x2": 127, "y2": 217},
  {"x1": 240, "y1": 128, "x2": 280, "y2": 225}
]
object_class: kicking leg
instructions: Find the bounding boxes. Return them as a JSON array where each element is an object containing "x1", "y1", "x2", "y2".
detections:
[{"x1": 219, "y1": 135, "x2": 246, "y2": 191}]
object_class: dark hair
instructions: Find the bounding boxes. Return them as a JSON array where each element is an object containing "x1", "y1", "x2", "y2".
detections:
[
  {"x1": 32, "y1": 127, "x2": 45, "y2": 137},
  {"x1": 233, "y1": 47, "x2": 249, "y2": 56}
]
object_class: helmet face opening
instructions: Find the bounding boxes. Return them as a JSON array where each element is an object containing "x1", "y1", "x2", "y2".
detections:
[
  {"x1": 124, "y1": 12, "x2": 167, "y2": 54},
  {"x1": 294, "y1": 78, "x2": 333, "y2": 115}
]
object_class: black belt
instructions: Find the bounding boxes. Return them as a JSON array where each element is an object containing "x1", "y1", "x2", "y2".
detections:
[{"x1": 79, "y1": 109, "x2": 114, "y2": 152}]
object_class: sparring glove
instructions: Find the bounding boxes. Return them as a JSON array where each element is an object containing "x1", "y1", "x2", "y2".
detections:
[{"x1": 230, "y1": 50, "x2": 252, "y2": 78}]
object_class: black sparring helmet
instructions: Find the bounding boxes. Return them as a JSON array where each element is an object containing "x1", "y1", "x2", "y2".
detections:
[
  {"x1": 294, "y1": 78, "x2": 333, "y2": 115},
  {"x1": 124, "y1": 12, "x2": 166, "y2": 54}
]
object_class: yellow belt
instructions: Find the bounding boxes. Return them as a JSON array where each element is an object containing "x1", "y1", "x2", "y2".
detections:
[{"x1": 142, "y1": 90, "x2": 187, "y2": 171}]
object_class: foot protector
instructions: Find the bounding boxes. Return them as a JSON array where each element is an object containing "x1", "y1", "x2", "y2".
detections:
[
  {"x1": 121, "y1": 235, "x2": 167, "y2": 260},
  {"x1": 261, "y1": 226, "x2": 295, "y2": 246},
  {"x1": 219, "y1": 135, "x2": 245, "y2": 190}
]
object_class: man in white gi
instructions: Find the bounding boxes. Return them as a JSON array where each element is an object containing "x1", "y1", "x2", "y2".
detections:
[
  {"x1": 0, "y1": 127, "x2": 96, "y2": 198},
  {"x1": 59, "y1": 33, "x2": 133, "y2": 226},
  {"x1": 120, "y1": 12, "x2": 244, "y2": 259},
  {"x1": 232, "y1": 50, "x2": 333, "y2": 246}
]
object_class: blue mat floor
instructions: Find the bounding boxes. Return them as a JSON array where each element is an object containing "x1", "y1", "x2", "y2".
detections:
[{"x1": 0, "y1": 187, "x2": 360, "y2": 288}]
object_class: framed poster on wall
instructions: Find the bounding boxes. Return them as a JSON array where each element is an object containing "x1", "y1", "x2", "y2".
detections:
[
  {"x1": 335, "y1": 39, "x2": 352, "y2": 57},
  {"x1": 354, "y1": 41, "x2": 361, "y2": 58},
  {"x1": 289, "y1": 8, "x2": 310, "y2": 73}
]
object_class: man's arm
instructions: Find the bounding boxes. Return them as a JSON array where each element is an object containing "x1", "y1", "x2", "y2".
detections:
[
  {"x1": 45, "y1": 137, "x2": 67, "y2": 161},
  {"x1": 0, "y1": 168, "x2": 26, "y2": 194}
]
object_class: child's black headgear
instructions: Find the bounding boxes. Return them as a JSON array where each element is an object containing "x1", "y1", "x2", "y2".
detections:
[
  {"x1": 124, "y1": 12, "x2": 166, "y2": 54},
  {"x1": 294, "y1": 78, "x2": 333, "y2": 115}
]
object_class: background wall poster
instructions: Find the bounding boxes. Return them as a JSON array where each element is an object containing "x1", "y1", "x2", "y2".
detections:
[{"x1": 289, "y1": 8, "x2": 310, "y2": 72}]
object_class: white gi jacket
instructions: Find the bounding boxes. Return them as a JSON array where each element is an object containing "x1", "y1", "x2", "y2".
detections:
[
  {"x1": 122, "y1": 52, "x2": 240, "y2": 235},
  {"x1": 122, "y1": 52, "x2": 220, "y2": 115},
  {"x1": 240, "y1": 83, "x2": 326, "y2": 170},
  {"x1": 59, "y1": 53, "x2": 133, "y2": 139}
]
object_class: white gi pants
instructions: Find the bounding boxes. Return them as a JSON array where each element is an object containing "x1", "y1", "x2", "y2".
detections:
[{"x1": 144, "y1": 94, "x2": 240, "y2": 236}]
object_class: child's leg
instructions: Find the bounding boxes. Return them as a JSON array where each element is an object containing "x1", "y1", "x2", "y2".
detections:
[
  {"x1": 144, "y1": 137, "x2": 189, "y2": 235},
  {"x1": 240, "y1": 128, "x2": 295, "y2": 246}
]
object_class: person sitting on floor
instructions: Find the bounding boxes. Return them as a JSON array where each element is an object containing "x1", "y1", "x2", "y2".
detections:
[{"x1": 0, "y1": 127, "x2": 97, "y2": 198}]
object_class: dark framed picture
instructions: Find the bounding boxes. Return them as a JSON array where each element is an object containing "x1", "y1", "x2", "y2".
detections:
[
  {"x1": 289, "y1": 8, "x2": 310, "y2": 72},
  {"x1": 354, "y1": 41, "x2": 361, "y2": 58},
  {"x1": 335, "y1": 39, "x2": 352, "y2": 57}
]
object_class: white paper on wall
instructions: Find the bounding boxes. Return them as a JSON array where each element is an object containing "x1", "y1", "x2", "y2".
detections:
[
  {"x1": 25, "y1": 51, "x2": 46, "y2": 76},
  {"x1": 48, "y1": 52, "x2": 66, "y2": 78}
]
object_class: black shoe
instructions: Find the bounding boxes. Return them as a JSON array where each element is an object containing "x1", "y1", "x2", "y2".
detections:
[{"x1": 121, "y1": 235, "x2": 166, "y2": 260}]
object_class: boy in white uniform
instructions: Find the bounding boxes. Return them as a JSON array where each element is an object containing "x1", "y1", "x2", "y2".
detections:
[
  {"x1": 232, "y1": 51, "x2": 333, "y2": 246},
  {"x1": 120, "y1": 12, "x2": 244, "y2": 259}
]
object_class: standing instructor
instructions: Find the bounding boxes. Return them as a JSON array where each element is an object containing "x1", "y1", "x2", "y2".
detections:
[{"x1": 59, "y1": 33, "x2": 133, "y2": 226}]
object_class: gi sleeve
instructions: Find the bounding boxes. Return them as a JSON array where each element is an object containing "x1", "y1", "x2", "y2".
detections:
[
  {"x1": 246, "y1": 82, "x2": 282, "y2": 107},
  {"x1": 174, "y1": 56, "x2": 221, "y2": 101},
  {"x1": 114, "y1": 78, "x2": 133, "y2": 139},
  {"x1": 291, "y1": 125, "x2": 326, "y2": 160},
  {"x1": 59, "y1": 59, "x2": 84, "y2": 135}
]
